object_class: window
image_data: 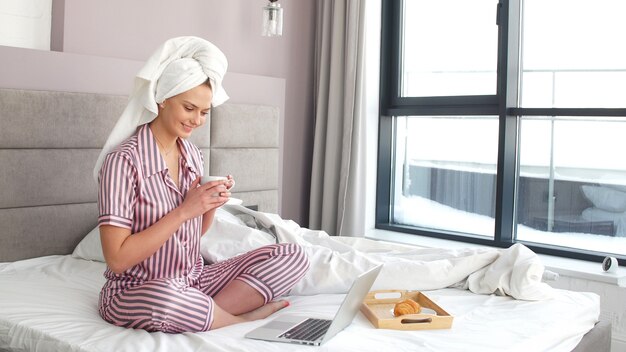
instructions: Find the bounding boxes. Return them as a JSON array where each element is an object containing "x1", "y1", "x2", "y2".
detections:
[{"x1": 377, "y1": 0, "x2": 626, "y2": 263}]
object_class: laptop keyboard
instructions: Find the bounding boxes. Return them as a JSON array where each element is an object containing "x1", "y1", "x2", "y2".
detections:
[{"x1": 279, "y1": 318, "x2": 332, "y2": 341}]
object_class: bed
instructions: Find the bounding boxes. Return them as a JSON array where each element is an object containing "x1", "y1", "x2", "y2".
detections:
[{"x1": 0, "y1": 87, "x2": 611, "y2": 352}]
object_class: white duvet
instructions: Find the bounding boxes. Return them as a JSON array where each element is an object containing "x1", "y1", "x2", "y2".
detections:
[{"x1": 203, "y1": 205, "x2": 554, "y2": 300}]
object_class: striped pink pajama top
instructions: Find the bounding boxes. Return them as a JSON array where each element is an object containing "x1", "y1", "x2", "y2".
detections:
[{"x1": 97, "y1": 124, "x2": 309, "y2": 333}]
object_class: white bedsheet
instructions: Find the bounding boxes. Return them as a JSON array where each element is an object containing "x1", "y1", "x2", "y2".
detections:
[{"x1": 0, "y1": 255, "x2": 599, "y2": 352}]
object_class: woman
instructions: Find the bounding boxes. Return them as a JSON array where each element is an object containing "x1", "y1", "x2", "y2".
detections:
[{"x1": 93, "y1": 37, "x2": 309, "y2": 333}]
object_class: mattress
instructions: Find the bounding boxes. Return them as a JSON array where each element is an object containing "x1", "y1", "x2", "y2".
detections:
[{"x1": 0, "y1": 255, "x2": 599, "y2": 352}]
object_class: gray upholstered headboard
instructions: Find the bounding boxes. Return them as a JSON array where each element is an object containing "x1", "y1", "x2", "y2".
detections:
[{"x1": 0, "y1": 88, "x2": 279, "y2": 262}]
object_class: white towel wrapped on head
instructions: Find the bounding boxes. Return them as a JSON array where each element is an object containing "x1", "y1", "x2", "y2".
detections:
[{"x1": 93, "y1": 36, "x2": 228, "y2": 181}]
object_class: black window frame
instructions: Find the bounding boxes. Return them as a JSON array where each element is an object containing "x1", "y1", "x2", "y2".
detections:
[{"x1": 376, "y1": 0, "x2": 626, "y2": 264}]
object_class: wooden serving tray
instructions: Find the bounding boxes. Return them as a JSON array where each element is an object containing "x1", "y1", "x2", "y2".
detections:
[{"x1": 361, "y1": 290, "x2": 453, "y2": 330}]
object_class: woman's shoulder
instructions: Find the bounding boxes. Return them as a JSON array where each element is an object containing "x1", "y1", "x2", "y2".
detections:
[
  {"x1": 105, "y1": 134, "x2": 140, "y2": 165},
  {"x1": 99, "y1": 136, "x2": 141, "y2": 182}
]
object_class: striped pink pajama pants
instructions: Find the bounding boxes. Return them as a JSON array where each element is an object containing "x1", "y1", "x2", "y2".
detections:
[{"x1": 99, "y1": 243, "x2": 309, "y2": 333}]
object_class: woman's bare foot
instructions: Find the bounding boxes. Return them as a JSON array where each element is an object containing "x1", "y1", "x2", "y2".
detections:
[{"x1": 239, "y1": 300, "x2": 289, "y2": 321}]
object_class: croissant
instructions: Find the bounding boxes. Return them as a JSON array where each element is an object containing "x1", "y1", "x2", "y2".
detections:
[{"x1": 393, "y1": 298, "x2": 421, "y2": 316}]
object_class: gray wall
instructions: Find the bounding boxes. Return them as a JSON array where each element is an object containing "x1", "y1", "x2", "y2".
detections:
[{"x1": 53, "y1": 0, "x2": 315, "y2": 225}]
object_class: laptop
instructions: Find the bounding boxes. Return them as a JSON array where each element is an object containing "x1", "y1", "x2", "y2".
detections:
[{"x1": 245, "y1": 265, "x2": 382, "y2": 346}]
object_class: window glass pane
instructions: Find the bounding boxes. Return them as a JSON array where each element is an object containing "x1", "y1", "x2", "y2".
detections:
[
  {"x1": 401, "y1": 0, "x2": 498, "y2": 97},
  {"x1": 516, "y1": 116, "x2": 626, "y2": 256},
  {"x1": 392, "y1": 116, "x2": 498, "y2": 238},
  {"x1": 521, "y1": 0, "x2": 626, "y2": 108}
]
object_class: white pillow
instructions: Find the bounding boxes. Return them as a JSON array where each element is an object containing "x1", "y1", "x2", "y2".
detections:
[
  {"x1": 200, "y1": 217, "x2": 275, "y2": 264},
  {"x1": 581, "y1": 185, "x2": 626, "y2": 213},
  {"x1": 71, "y1": 226, "x2": 105, "y2": 262}
]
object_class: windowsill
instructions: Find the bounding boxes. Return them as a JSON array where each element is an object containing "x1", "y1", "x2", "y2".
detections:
[{"x1": 365, "y1": 228, "x2": 626, "y2": 288}]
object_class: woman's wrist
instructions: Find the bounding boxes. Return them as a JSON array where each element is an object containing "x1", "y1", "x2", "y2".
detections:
[{"x1": 170, "y1": 207, "x2": 188, "y2": 224}]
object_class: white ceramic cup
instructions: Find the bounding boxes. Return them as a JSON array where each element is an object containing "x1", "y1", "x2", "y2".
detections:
[{"x1": 201, "y1": 175, "x2": 235, "y2": 191}]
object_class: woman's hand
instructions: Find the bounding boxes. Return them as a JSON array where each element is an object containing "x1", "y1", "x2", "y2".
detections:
[{"x1": 179, "y1": 177, "x2": 230, "y2": 220}]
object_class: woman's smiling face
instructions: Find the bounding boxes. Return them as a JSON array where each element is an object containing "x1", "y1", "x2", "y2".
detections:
[{"x1": 159, "y1": 82, "x2": 213, "y2": 139}]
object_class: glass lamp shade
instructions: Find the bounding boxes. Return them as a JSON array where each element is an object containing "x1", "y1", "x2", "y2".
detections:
[{"x1": 262, "y1": 2, "x2": 283, "y2": 37}]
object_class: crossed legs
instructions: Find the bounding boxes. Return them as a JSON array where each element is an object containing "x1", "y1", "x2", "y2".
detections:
[
  {"x1": 100, "y1": 243, "x2": 309, "y2": 333},
  {"x1": 201, "y1": 243, "x2": 309, "y2": 329}
]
